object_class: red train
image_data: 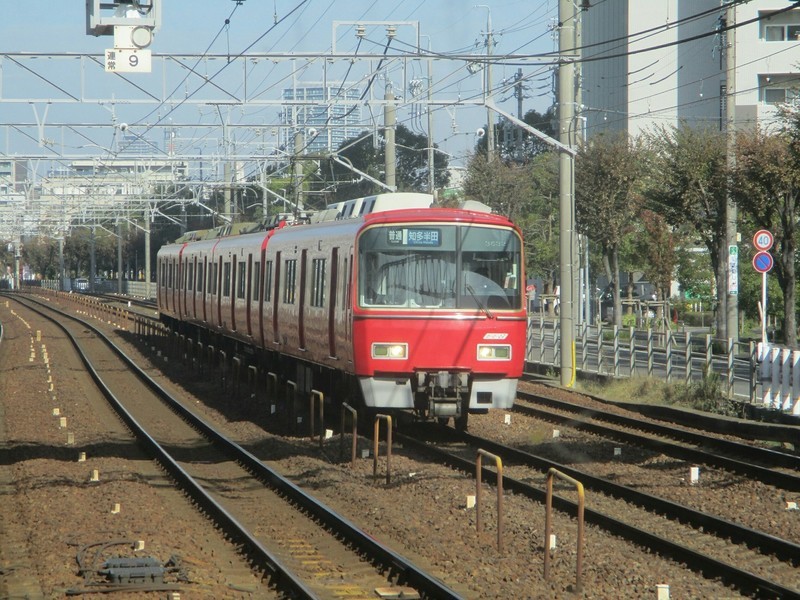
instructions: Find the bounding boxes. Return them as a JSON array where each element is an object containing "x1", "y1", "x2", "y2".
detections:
[{"x1": 157, "y1": 192, "x2": 526, "y2": 429}]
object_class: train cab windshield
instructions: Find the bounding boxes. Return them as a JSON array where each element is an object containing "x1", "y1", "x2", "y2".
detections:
[{"x1": 358, "y1": 224, "x2": 522, "y2": 310}]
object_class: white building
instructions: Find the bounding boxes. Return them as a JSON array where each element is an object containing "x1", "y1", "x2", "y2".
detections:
[
  {"x1": 0, "y1": 159, "x2": 28, "y2": 194},
  {"x1": 580, "y1": 1, "x2": 800, "y2": 137},
  {"x1": 280, "y1": 83, "x2": 363, "y2": 155}
]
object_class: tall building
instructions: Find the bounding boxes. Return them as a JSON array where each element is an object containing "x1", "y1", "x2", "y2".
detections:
[
  {"x1": 280, "y1": 83, "x2": 363, "y2": 155},
  {"x1": 580, "y1": 1, "x2": 800, "y2": 137},
  {"x1": 0, "y1": 159, "x2": 28, "y2": 194},
  {"x1": 117, "y1": 132, "x2": 158, "y2": 155}
]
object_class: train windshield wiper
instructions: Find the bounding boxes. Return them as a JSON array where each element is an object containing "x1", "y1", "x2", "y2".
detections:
[{"x1": 465, "y1": 284, "x2": 494, "y2": 319}]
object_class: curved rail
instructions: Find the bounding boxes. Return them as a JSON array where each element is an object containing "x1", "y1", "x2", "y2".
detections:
[
  {"x1": 398, "y1": 426, "x2": 800, "y2": 599},
  {"x1": 9, "y1": 293, "x2": 462, "y2": 600},
  {"x1": 515, "y1": 391, "x2": 800, "y2": 491}
]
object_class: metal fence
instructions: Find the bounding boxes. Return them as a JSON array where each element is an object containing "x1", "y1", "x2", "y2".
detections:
[
  {"x1": 526, "y1": 317, "x2": 800, "y2": 416},
  {"x1": 37, "y1": 278, "x2": 155, "y2": 299}
]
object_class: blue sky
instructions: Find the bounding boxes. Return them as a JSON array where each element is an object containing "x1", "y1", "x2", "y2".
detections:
[{"x1": 1, "y1": 1, "x2": 558, "y2": 168}]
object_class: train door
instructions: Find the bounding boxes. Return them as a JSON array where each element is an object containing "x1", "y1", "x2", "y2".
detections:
[
  {"x1": 272, "y1": 252, "x2": 281, "y2": 345},
  {"x1": 216, "y1": 256, "x2": 223, "y2": 327},
  {"x1": 258, "y1": 248, "x2": 266, "y2": 347},
  {"x1": 168, "y1": 259, "x2": 175, "y2": 313},
  {"x1": 299, "y1": 250, "x2": 307, "y2": 350},
  {"x1": 328, "y1": 247, "x2": 339, "y2": 358},
  {"x1": 345, "y1": 249, "x2": 354, "y2": 345},
  {"x1": 180, "y1": 258, "x2": 186, "y2": 318},
  {"x1": 202, "y1": 257, "x2": 208, "y2": 322},
  {"x1": 157, "y1": 258, "x2": 162, "y2": 309},
  {"x1": 230, "y1": 255, "x2": 238, "y2": 331},
  {"x1": 246, "y1": 253, "x2": 253, "y2": 337},
  {"x1": 190, "y1": 257, "x2": 197, "y2": 319}
]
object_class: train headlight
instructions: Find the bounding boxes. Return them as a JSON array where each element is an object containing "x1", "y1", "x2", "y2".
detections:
[
  {"x1": 477, "y1": 344, "x2": 511, "y2": 360},
  {"x1": 372, "y1": 343, "x2": 408, "y2": 359}
]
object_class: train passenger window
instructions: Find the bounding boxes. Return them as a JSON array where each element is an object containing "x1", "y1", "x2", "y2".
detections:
[
  {"x1": 168, "y1": 262, "x2": 173, "y2": 287},
  {"x1": 223, "y1": 262, "x2": 231, "y2": 297},
  {"x1": 264, "y1": 261, "x2": 273, "y2": 302},
  {"x1": 237, "y1": 260, "x2": 246, "y2": 299},
  {"x1": 197, "y1": 262, "x2": 204, "y2": 292},
  {"x1": 187, "y1": 263, "x2": 194, "y2": 290},
  {"x1": 253, "y1": 261, "x2": 261, "y2": 302},
  {"x1": 283, "y1": 259, "x2": 297, "y2": 304},
  {"x1": 342, "y1": 257, "x2": 349, "y2": 308},
  {"x1": 210, "y1": 263, "x2": 217, "y2": 295},
  {"x1": 311, "y1": 258, "x2": 326, "y2": 308}
]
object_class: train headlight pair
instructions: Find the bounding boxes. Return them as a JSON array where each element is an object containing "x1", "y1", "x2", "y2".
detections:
[
  {"x1": 477, "y1": 344, "x2": 511, "y2": 360},
  {"x1": 372, "y1": 343, "x2": 408, "y2": 359}
]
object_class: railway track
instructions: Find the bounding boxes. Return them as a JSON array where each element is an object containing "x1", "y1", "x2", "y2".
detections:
[
  {"x1": 399, "y1": 423, "x2": 800, "y2": 599},
  {"x1": 513, "y1": 390, "x2": 800, "y2": 490},
  {"x1": 8, "y1": 293, "x2": 462, "y2": 600}
]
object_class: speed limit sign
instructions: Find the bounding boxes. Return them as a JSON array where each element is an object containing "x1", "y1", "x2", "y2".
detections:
[{"x1": 753, "y1": 229, "x2": 774, "y2": 251}]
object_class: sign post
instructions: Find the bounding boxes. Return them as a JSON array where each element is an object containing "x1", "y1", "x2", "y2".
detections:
[
  {"x1": 752, "y1": 230, "x2": 774, "y2": 345},
  {"x1": 728, "y1": 245, "x2": 738, "y2": 295}
]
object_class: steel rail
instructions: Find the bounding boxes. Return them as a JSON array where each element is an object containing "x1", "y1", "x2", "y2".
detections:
[
  {"x1": 9, "y1": 293, "x2": 462, "y2": 600},
  {"x1": 515, "y1": 392, "x2": 800, "y2": 491},
  {"x1": 398, "y1": 428, "x2": 800, "y2": 600}
]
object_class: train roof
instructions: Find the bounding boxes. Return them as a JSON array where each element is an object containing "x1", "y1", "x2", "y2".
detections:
[{"x1": 160, "y1": 194, "x2": 504, "y2": 250}]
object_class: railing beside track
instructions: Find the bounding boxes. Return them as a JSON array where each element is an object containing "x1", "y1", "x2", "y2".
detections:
[{"x1": 525, "y1": 316, "x2": 800, "y2": 416}]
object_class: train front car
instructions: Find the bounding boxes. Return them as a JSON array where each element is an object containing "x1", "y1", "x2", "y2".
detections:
[{"x1": 353, "y1": 208, "x2": 526, "y2": 429}]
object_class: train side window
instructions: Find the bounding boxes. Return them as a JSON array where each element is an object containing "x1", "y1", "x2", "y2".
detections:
[
  {"x1": 311, "y1": 258, "x2": 326, "y2": 307},
  {"x1": 210, "y1": 263, "x2": 217, "y2": 295},
  {"x1": 187, "y1": 262, "x2": 194, "y2": 290},
  {"x1": 223, "y1": 262, "x2": 231, "y2": 297},
  {"x1": 197, "y1": 261, "x2": 204, "y2": 292},
  {"x1": 264, "y1": 260, "x2": 273, "y2": 302},
  {"x1": 168, "y1": 262, "x2": 173, "y2": 288},
  {"x1": 237, "y1": 260, "x2": 246, "y2": 299},
  {"x1": 253, "y1": 261, "x2": 261, "y2": 302},
  {"x1": 283, "y1": 258, "x2": 297, "y2": 304},
  {"x1": 342, "y1": 257, "x2": 348, "y2": 308}
]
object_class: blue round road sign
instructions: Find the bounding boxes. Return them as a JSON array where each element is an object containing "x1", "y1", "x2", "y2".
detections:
[{"x1": 753, "y1": 251, "x2": 773, "y2": 273}]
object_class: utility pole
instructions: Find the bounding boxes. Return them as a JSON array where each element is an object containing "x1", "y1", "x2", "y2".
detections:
[
  {"x1": 58, "y1": 237, "x2": 65, "y2": 292},
  {"x1": 144, "y1": 204, "x2": 152, "y2": 299},
  {"x1": 216, "y1": 105, "x2": 232, "y2": 224},
  {"x1": 384, "y1": 82, "x2": 397, "y2": 190},
  {"x1": 89, "y1": 225, "x2": 96, "y2": 293},
  {"x1": 515, "y1": 68, "x2": 524, "y2": 154},
  {"x1": 294, "y1": 129, "x2": 305, "y2": 210},
  {"x1": 117, "y1": 220, "x2": 123, "y2": 294},
  {"x1": 558, "y1": 0, "x2": 577, "y2": 387},
  {"x1": 427, "y1": 49, "x2": 435, "y2": 195},
  {"x1": 485, "y1": 8, "x2": 495, "y2": 159},
  {"x1": 724, "y1": 1, "x2": 739, "y2": 344},
  {"x1": 13, "y1": 237, "x2": 20, "y2": 291}
]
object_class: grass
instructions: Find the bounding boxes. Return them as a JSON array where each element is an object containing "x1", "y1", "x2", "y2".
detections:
[{"x1": 578, "y1": 373, "x2": 744, "y2": 418}]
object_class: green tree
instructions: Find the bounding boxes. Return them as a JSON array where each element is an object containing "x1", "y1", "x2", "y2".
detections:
[
  {"x1": 637, "y1": 209, "x2": 676, "y2": 302},
  {"x1": 731, "y1": 127, "x2": 800, "y2": 348},
  {"x1": 21, "y1": 237, "x2": 58, "y2": 279},
  {"x1": 645, "y1": 125, "x2": 729, "y2": 338},
  {"x1": 575, "y1": 132, "x2": 647, "y2": 327},
  {"x1": 481, "y1": 106, "x2": 558, "y2": 162},
  {"x1": 325, "y1": 124, "x2": 450, "y2": 200},
  {"x1": 463, "y1": 151, "x2": 560, "y2": 297}
]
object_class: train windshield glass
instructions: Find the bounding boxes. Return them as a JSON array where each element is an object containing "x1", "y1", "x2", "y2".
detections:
[{"x1": 358, "y1": 224, "x2": 522, "y2": 310}]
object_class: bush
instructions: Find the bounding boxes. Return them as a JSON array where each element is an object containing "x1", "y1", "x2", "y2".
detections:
[{"x1": 662, "y1": 371, "x2": 742, "y2": 417}]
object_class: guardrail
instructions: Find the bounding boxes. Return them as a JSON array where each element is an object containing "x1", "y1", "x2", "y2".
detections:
[{"x1": 526, "y1": 317, "x2": 800, "y2": 416}]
